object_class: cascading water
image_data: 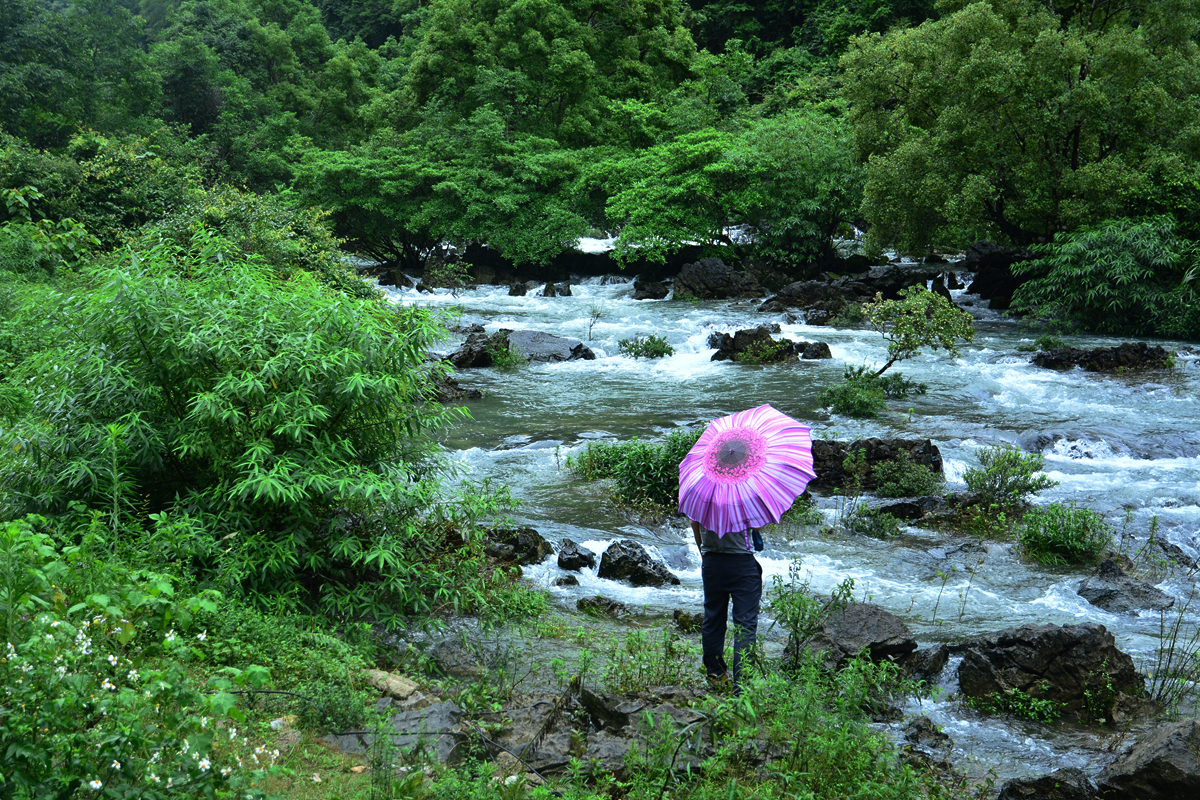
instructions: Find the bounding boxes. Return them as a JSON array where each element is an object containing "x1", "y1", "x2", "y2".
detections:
[{"x1": 386, "y1": 275, "x2": 1200, "y2": 781}]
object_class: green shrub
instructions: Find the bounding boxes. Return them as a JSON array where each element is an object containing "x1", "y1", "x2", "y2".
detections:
[
  {"x1": 738, "y1": 337, "x2": 791, "y2": 364},
  {"x1": 828, "y1": 302, "x2": 866, "y2": 326},
  {"x1": 863, "y1": 285, "x2": 975, "y2": 375},
  {"x1": 618, "y1": 334, "x2": 674, "y2": 359},
  {"x1": 873, "y1": 451, "x2": 944, "y2": 498},
  {"x1": 847, "y1": 505, "x2": 903, "y2": 538},
  {"x1": 818, "y1": 365, "x2": 927, "y2": 417},
  {"x1": 1020, "y1": 503, "x2": 1113, "y2": 566},
  {"x1": 963, "y1": 445, "x2": 1058, "y2": 508},
  {"x1": 567, "y1": 427, "x2": 703, "y2": 509},
  {"x1": 966, "y1": 688, "x2": 1063, "y2": 722},
  {"x1": 1012, "y1": 216, "x2": 1200, "y2": 339},
  {"x1": 600, "y1": 628, "x2": 699, "y2": 694},
  {"x1": 486, "y1": 332, "x2": 526, "y2": 369}
]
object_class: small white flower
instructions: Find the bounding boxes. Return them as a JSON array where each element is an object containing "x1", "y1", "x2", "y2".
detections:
[
  {"x1": 51, "y1": 620, "x2": 60, "y2": 628},
  {"x1": 200, "y1": 716, "x2": 208, "y2": 728},
  {"x1": 182, "y1": 740, "x2": 189, "y2": 754},
  {"x1": 127, "y1": 669, "x2": 138, "y2": 682},
  {"x1": 199, "y1": 758, "x2": 211, "y2": 771},
  {"x1": 196, "y1": 630, "x2": 207, "y2": 642},
  {"x1": 221, "y1": 767, "x2": 231, "y2": 776},
  {"x1": 20, "y1": 663, "x2": 32, "y2": 673},
  {"x1": 46, "y1": 634, "x2": 54, "y2": 640},
  {"x1": 107, "y1": 654, "x2": 118, "y2": 666},
  {"x1": 111, "y1": 760, "x2": 121, "y2": 770},
  {"x1": 164, "y1": 630, "x2": 177, "y2": 643},
  {"x1": 167, "y1": 777, "x2": 174, "y2": 787},
  {"x1": 87, "y1": 779, "x2": 102, "y2": 790},
  {"x1": 56, "y1": 666, "x2": 67, "y2": 676},
  {"x1": 312, "y1": 773, "x2": 322, "y2": 783},
  {"x1": 148, "y1": 773, "x2": 160, "y2": 783},
  {"x1": 229, "y1": 727, "x2": 237, "y2": 740}
]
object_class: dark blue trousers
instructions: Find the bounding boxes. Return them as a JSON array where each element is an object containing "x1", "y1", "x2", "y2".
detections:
[{"x1": 700, "y1": 553, "x2": 762, "y2": 684}]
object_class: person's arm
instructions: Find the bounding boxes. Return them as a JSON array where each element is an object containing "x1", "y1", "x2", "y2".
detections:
[{"x1": 691, "y1": 520, "x2": 703, "y2": 552}]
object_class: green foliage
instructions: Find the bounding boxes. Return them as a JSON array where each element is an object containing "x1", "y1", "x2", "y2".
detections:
[
  {"x1": 864, "y1": 286, "x2": 975, "y2": 376},
  {"x1": 1011, "y1": 217, "x2": 1200, "y2": 339},
  {"x1": 966, "y1": 688, "x2": 1063, "y2": 723},
  {"x1": 844, "y1": 0, "x2": 1200, "y2": 251},
  {"x1": 600, "y1": 628, "x2": 700, "y2": 694},
  {"x1": 1020, "y1": 503, "x2": 1113, "y2": 567},
  {"x1": 1017, "y1": 334, "x2": 1068, "y2": 353},
  {"x1": 566, "y1": 428, "x2": 704, "y2": 510},
  {"x1": 846, "y1": 504, "x2": 903, "y2": 538},
  {"x1": 873, "y1": 450, "x2": 944, "y2": 498},
  {"x1": 0, "y1": 516, "x2": 280, "y2": 799},
  {"x1": 618, "y1": 334, "x2": 675, "y2": 359},
  {"x1": 818, "y1": 364, "x2": 927, "y2": 417},
  {"x1": 963, "y1": 445, "x2": 1058, "y2": 509},
  {"x1": 770, "y1": 559, "x2": 855, "y2": 661},
  {"x1": 486, "y1": 333, "x2": 526, "y2": 370},
  {"x1": 737, "y1": 337, "x2": 791, "y2": 364}
]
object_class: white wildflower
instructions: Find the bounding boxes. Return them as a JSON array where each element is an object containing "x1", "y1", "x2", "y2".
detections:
[
  {"x1": 107, "y1": 654, "x2": 118, "y2": 666},
  {"x1": 199, "y1": 758, "x2": 211, "y2": 772},
  {"x1": 148, "y1": 773, "x2": 160, "y2": 783},
  {"x1": 111, "y1": 760, "x2": 121, "y2": 770},
  {"x1": 196, "y1": 630, "x2": 207, "y2": 642},
  {"x1": 87, "y1": 780, "x2": 102, "y2": 790}
]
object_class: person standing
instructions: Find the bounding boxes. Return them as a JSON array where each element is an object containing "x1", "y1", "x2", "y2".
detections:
[{"x1": 691, "y1": 520, "x2": 762, "y2": 688}]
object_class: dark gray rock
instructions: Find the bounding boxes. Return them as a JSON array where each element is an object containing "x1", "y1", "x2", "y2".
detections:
[
  {"x1": 557, "y1": 539, "x2": 597, "y2": 571},
  {"x1": 598, "y1": 539, "x2": 681, "y2": 587},
  {"x1": 1077, "y1": 560, "x2": 1175, "y2": 614},
  {"x1": 1033, "y1": 342, "x2": 1173, "y2": 373},
  {"x1": 1097, "y1": 720, "x2": 1200, "y2": 799},
  {"x1": 998, "y1": 768, "x2": 1097, "y2": 800},
  {"x1": 710, "y1": 326, "x2": 800, "y2": 363},
  {"x1": 877, "y1": 495, "x2": 945, "y2": 520},
  {"x1": 429, "y1": 373, "x2": 483, "y2": 402},
  {"x1": 506, "y1": 329, "x2": 596, "y2": 362},
  {"x1": 673, "y1": 609, "x2": 701, "y2": 633},
  {"x1": 580, "y1": 689, "x2": 650, "y2": 731},
  {"x1": 577, "y1": 595, "x2": 630, "y2": 617},
  {"x1": 323, "y1": 701, "x2": 467, "y2": 763},
  {"x1": 898, "y1": 644, "x2": 950, "y2": 684},
  {"x1": 674, "y1": 258, "x2": 762, "y2": 299},
  {"x1": 556, "y1": 282, "x2": 572, "y2": 296},
  {"x1": 554, "y1": 575, "x2": 579, "y2": 587},
  {"x1": 508, "y1": 282, "x2": 527, "y2": 296},
  {"x1": 632, "y1": 280, "x2": 669, "y2": 300},
  {"x1": 956, "y1": 622, "x2": 1143, "y2": 716},
  {"x1": 487, "y1": 527, "x2": 554, "y2": 565},
  {"x1": 809, "y1": 438, "x2": 943, "y2": 493},
  {"x1": 788, "y1": 602, "x2": 917, "y2": 671},
  {"x1": 542, "y1": 281, "x2": 558, "y2": 297},
  {"x1": 800, "y1": 341, "x2": 833, "y2": 359},
  {"x1": 445, "y1": 332, "x2": 495, "y2": 368},
  {"x1": 964, "y1": 241, "x2": 1035, "y2": 310},
  {"x1": 900, "y1": 715, "x2": 953, "y2": 771}
]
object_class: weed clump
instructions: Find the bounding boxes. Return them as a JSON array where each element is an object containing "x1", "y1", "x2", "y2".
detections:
[
  {"x1": 1020, "y1": 503, "x2": 1113, "y2": 566},
  {"x1": 963, "y1": 444, "x2": 1058, "y2": 508},
  {"x1": 818, "y1": 364, "x2": 927, "y2": 418},
  {"x1": 618, "y1": 333, "x2": 674, "y2": 359},
  {"x1": 566, "y1": 428, "x2": 703, "y2": 512},
  {"x1": 873, "y1": 450, "x2": 945, "y2": 498}
]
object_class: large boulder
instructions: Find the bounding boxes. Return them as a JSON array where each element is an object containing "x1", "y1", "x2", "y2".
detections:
[
  {"x1": 632, "y1": 280, "x2": 669, "y2": 300},
  {"x1": 322, "y1": 701, "x2": 467, "y2": 763},
  {"x1": 674, "y1": 258, "x2": 762, "y2": 299},
  {"x1": 956, "y1": 623, "x2": 1143, "y2": 716},
  {"x1": 445, "y1": 332, "x2": 495, "y2": 369},
  {"x1": 557, "y1": 539, "x2": 597, "y2": 571},
  {"x1": 758, "y1": 279, "x2": 859, "y2": 313},
  {"x1": 1097, "y1": 720, "x2": 1200, "y2": 799},
  {"x1": 597, "y1": 539, "x2": 681, "y2": 587},
  {"x1": 708, "y1": 326, "x2": 831, "y2": 363},
  {"x1": 998, "y1": 768, "x2": 1098, "y2": 800},
  {"x1": 858, "y1": 264, "x2": 948, "y2": 301},
  {"x1": 787, "y1": 602, "x2": 917, "y2": 671},
  {"x1": 577, "y1": 595, "x2": 631, "y2": 618},
  {"x1": 808, "y1": 438, "x2": 943, "y2": 493},
  {"x1": 486, "y1": 527, "x2": 555, "y2": 565},
  {"x1": 1032, "y1": 342, "x2": 1173, "y2": 373},
  {"x1": 964, "y1": 241, "x2": 1035, "y2": 310},
  {"x1": 1077, "y1": 560, "x2": 1175, "y2": 614},
  {"x1": 446, "y1": 330, "x2": 596, "y2": 367}
]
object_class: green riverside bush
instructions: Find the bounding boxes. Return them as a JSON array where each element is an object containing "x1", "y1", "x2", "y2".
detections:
[
  {"x1": 618, "y1": 334, "x2": 674, "y2": 359},
  {"x1": 1020, "y1": 503, "x2": 1114, "y2": 566},
  {"x1": 963, "y1": 445, "x2": 1058, "y2": 508},
  {"x1": 873, "y1": 450, "x2": 945, "y2": 498},
  {"x1": 567, "y1": 427, "x2": 703, "y2": 509}
]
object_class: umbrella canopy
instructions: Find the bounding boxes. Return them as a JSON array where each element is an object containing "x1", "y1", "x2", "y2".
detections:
[{"x1": 678, "y1": 404, "x2": 817, "y2": 535}]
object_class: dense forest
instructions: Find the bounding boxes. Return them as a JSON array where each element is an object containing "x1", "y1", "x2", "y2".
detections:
[{"x1": 2, "y1": 2, "x2": 1200, "y2": 798}]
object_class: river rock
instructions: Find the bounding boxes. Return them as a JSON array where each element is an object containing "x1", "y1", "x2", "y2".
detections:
[
  {"x1": 956, "y1": 622, "x2": 1143, "y2": 716},
  {"x1": 787, "y1": 602, "x2": 918, "y2": 671},
  {"x1": 673, "y1": 609, "x2": 702, "y2": 633},
  {"x1": 554, "y1": 575, "x2": 579, "y2": 587},
  {"x1": 1032, "y1": 342, "x2": 1172, "y2": 373},
  {"x1": 508, "y1": 282, "x2": 527, "y2": 296},
  {"x1": 632, "y1": 280, "x2": 669, "y2": 300},
  {"x1": 859, "y1": 264, "x2": 948, "y2": 301},
  {"x1": 429, "y1": 372, "x2": 483, "y2": 402},
  {"x1": 323, "y1": 701, "x2": 467, "y2": 762},
  {"x1": 808, "y1": 438, "x2": 944, "y2": 493},
  {"x1": 486, "y1": 527, "x2": 554, "y2": 565},
  {"x1": 901, "y1": 715, "x2": 953, "y2": 771},
  {"x1": 800, "y1": 341, "x2": 833, "y2": 359},
  {"x1": 674, "y1": 258, "x2": 762, "y2": 299},
  {"x1": 597, "y1": 539, "x2": 680, "y2": 587},
  {"x1": 446, "y1": 332, "x2": 495, "y2": 368},
  {"x1": 577, "y1": 595, "x2": 630, "y2": 617},
  {"x1": 710, "y1": 327, "x2": 799, "y2": 363},
  {"x1": 542, "y1": 281, "x2": 558, "y2": 297},
  {"x1": 757, "y1": 279, "x2": 859, "y2": 313},
  {"x1": 1097, "y1": 720, "x2": 1200, "y2": 799},
  {"x1": 557, "y1": 539, "x2": 597, "y2": 571},
  {"x1": 897, "y1": 643, "x2": 950, "y2": 684},
  {"x1": 1077, "y1": 560, "x2": 1175, "y2": 614},
  {"x1": 506, "y1": 330, "x2": 596, "y2": 362},
  {"x1": 877, "y1": 495, "x2": 945, "y2": 520},
  {"x1": 997, "y1": 768, "x2": 1097, "y2": 800},
  {"x1": 964, "y1": 241, "x2": 1035, "y2": 310}
]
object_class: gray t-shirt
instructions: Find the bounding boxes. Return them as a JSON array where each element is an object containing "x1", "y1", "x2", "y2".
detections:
[{"x1": 699, "y1": 527, "x2": 756, "y2": 555}]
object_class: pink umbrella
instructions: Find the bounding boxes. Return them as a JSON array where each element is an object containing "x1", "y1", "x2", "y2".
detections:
[{"x1": 678, "y1": 404, "x2": 817, "y2": 535}]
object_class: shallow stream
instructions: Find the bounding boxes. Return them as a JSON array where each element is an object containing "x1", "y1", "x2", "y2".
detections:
[{"x1": 387, "y1": 270, "x2": 1200, "y2": 782}]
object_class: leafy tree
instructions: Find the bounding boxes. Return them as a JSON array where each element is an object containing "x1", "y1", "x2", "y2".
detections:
[
  {"x1": 1011, "y1": 216, "x2": 1200, "y2": 339},
  {"x1": 863, "y1": 285, "x2": 975, "y2": 375},
  {"x1": 842, "y1": 0, "x2": 1200, "y2": 252}
]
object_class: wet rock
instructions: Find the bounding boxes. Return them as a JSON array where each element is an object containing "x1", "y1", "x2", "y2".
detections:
[
  {"x1": 1077, "y1": 560, "x2": 1175, "y2": 614},
  {"x1": 375, "y1": 266, "x2": 414, "y2": 288},
  {"x1": 554, "y1": 575, "x2": 579, "y2": 587},
  {"x1": 556, "y1": 282, "x2": 572, "y2": 296},
  {"x1": 446, "y1": 332, "x2": 495, "y2": 368},
  {"x1": 997, "y1": 768, "x2": 1097, "y2": 800},
  {"x1": 1097, "y1": 720, "x2": 1200, "y2": 799},
  {"x1": 580, "y1": 689, "x2": 651, "y2": 730},
  {"x1": 1156, "y1": 539, "x2": 1198, "y2": 569},
  {"x1": 487, "y1": 527, "x2": 554, "y2": 565},
  {"x1": 557, "y1": 539, "x2": 597, "y2": 571},
  {"x1": 757, "y1": 279, "x2": 859, "y2": 313},
  {"x1": 577, "y1": 595, "x2": 630, "y2": 617},
  {"x1": 710, "y1": 327, "x2": 800, "y2": 363},
  {"x1": 963, "y1": 241, "x2": 1035, "y2": 310},
  {"x1": 598, "y1": 539, "x2": 681, "y2": 587},
  {"x1": 809, "y1": 438, "x2": 943, "y2": 493},
  {"x1": 858, "y1": 264, "x2": 948, "y2": 301},
  {"x1": 323, "y1": 701, "x2": 467, "y2": 763},
  {"x1": 632, "y1": 280, "x2": 669, "y2": 300},
  {"x1": 429, "y1": 372, "x2": 483, "y2": 402},
  {"x1": 877, "y1": 495, "x2": 945, "y2": 520},
  {"x1": 930, "y1": 273, "x2": 953, "y2": 302},
  {"x1": 788, "y1": 602, "x2": 918, "y2": 671},
  {"x1": 508, "y1": 282, "x2": 527, "y2": 296},
  {"x1": 800, "y1": 341, "x2": 833, "y2": 359},
  {"x1": 506, "y1": 330, "x2": 596, "y2": 362},
  {"x1": 673, "y1": 609, "x2": 702, "y2": 633},
  {"x1": 898, "y1": 644, "x2": 950, "y2": 684},
  {"x1": 674, "y1": 258, "x2": 762, "y2": 299},
  {"x1": 1032, "y1": 342, "x2": 1173, "y2": 373},
  {"x1": 901, "y1": 716, "x2": 954, "y2": 771},
  {"x1": 542, "y1": 281, "x2": 557, "y2": 297},
  {"x1": 415, "y1": 282, "x2": 433, "y2": 293},
  {"x1": 956, "y1": 622, "x2": 1143, "y2": 716}
]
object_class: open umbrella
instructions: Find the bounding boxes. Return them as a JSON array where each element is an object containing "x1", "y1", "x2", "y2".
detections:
[{"x1": 678, "y1": 403, "x2": 817, "y2": 535}]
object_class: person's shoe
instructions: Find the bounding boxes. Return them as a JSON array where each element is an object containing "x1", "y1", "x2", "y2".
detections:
[{"x1": 706, "y1": 671, "x2": 732, "y2": 691}]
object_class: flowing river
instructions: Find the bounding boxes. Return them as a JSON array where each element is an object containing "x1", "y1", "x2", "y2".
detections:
[{"x1": 386, "y1": 267, "x2": 1200, "y2": 782}]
